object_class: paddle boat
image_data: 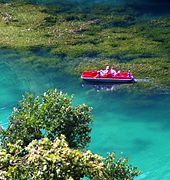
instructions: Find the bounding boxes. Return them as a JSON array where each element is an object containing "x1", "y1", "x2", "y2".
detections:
[{"x1": 81, "y1": 67, "x2": 135, "y2": 83}]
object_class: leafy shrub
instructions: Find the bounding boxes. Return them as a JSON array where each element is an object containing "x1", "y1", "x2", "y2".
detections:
[
  {"x1": 0, "y1": 135, "x2": 140, "y2": 180},
  {"x1": 1, "y1": 89, "x2": 92, "y2": 149}
]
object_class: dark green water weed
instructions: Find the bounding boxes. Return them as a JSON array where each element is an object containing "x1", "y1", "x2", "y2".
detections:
[{"x1": 0, "y1": 0, "x2": 169, "y2": 88}]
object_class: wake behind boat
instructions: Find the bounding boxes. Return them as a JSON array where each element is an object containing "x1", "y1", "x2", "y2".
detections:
[{"x1": 81, "y1": 66, "x2": 135, "y2": 83}]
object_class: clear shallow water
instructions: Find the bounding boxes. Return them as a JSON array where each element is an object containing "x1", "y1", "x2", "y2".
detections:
[{"x1": 0, "y1": 49, "x2": 170, "y2": 180}]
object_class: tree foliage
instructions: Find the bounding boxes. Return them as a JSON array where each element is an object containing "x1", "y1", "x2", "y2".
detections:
[
  {"x1": 0, "y1": 135, "x2": 140, "y2": 180},
  {"x1": 1, "y1": 89, "x2": 92, "y2": 149},
  {"x1": 0, "y1": 89, "x2": 140, "y2": 179}
]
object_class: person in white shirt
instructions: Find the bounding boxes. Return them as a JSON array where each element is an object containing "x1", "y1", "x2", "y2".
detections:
[{"x1": 110, "y1": 66, "x2": 117, "y2": 76}]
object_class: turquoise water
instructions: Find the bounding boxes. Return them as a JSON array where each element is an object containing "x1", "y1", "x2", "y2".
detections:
[{"x1": 0, "y1": 49, "x2": 170, "y2": 179}]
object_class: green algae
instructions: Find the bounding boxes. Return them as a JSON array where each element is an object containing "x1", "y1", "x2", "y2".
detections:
[{"x1": 0, "y1": 0, "x2": 169, "y2": 87}]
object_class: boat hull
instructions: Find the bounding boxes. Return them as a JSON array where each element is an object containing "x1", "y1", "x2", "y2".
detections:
[
  {"x1": 81, "y1": 76, "x2": 134, "y2": 83},
  {"x1": 81, "y1": 70, "x2": 135, "y2": 84}
]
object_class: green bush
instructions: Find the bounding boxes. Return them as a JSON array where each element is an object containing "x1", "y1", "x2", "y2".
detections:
[
  {"x1": 1, "y1": 89, "x2": 92, "y2": 149},
  {"x1": 0, "y1": 135, "x2": 140, "y2": 180},
  {"x1": 0, "y1": 88, "x2": 141, "y2": 179}
]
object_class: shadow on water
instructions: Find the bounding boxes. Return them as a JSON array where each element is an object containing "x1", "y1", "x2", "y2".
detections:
[
  {"x1": 81, "y1": 78, "x2": 153, "y2": 92},
  {"x1": 132, "y1": 138, "x2": 153, "y2": 153},
  {"x1": 81, "y1": 81, "x2": 134, "y2": 92}
]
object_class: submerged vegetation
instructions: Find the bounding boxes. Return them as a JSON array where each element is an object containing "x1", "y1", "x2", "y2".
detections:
[{"x1": 0, "y1": 0, "x2": 169, "y2": 87}]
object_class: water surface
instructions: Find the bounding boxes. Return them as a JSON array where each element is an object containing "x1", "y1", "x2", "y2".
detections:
[{"x1": 0, "y1": 49, "x2": 170, "y2": 179}]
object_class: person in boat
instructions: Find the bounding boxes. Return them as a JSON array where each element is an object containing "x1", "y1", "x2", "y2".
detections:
[
  {"x1": 106, "y1": 66, "x2": 110, "y2": 70},
  {"x1": 96, "y1": 66, "x2": 110, "y2": 78},
  {"x1": 99, "y1": 70, "x2": 105, "y2": 77},
  {"x1": 96, "y1": 69, "x2": 105, "y2": 77},
  {"x1": 110, "y1": 66, "x2": 117, "y2": 76},
  {"x1": 100, "y1": 66, "x2": 110, "y2": 76},
  {"x1": 127, "y1": 69, "x2": 134, "y2": 81},
  {"x1": 106, "y1": 66, "x2": 111, "y2": 74},
  {"x1": 97, "y1": 70, "x2": 102, "y2": 77},
  {"x1": 128, "y1": 69, "x2": 131, "y2": 78}
]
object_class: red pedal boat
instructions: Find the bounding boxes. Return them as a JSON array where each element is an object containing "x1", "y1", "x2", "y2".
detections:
[{"x1": 81, "y1": 69, "x2": 135, "y2": 83}]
